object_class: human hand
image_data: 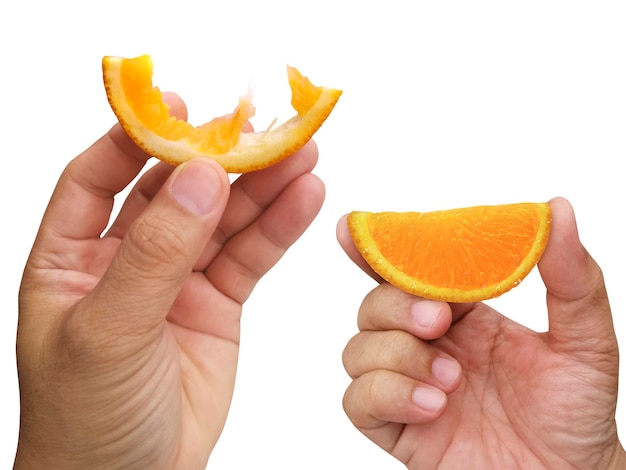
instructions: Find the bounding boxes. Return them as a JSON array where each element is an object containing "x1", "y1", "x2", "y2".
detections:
[
  {"x1": 15, "y1": 93, "x2": 325, "y2": 469},
  {"x1": 337, "y1": 197, "x2": 625, "y2": 469}
]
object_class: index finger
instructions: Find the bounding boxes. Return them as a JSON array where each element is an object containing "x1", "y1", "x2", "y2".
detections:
[
  {"x1": 36, "y1": 92, "x2": 187, "y2": 243},
  {"x1": 357, "y1": 283, "x2": 453, "y2": 341},
  {"x1": 336, "y1": 214, "x2": 384, "y2": 282}
]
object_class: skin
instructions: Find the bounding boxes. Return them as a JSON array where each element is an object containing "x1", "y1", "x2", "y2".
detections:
[
  {"x1": 337, "y1": 197, "x2": 626, "y2": 469},
  {"x1": 15, "y1": 93, "x2": 325, "y2": 469}
]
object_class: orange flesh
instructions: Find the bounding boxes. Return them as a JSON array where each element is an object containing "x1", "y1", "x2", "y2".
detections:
[
  {"x1": 288, "y1": 66, "x2": 322, "y2": 115},
  {"x1": 120, "y1": 55, "x2": 255, "y2": 154},
  {"x1": 119, "y1": 57, "x2": 327, "y2": 154},
  {"x1": 348, "y1": 202, "x2": 552, "y2": 302},
  {"x1": 104, "y1": 54, "x2": 342, "y2": 172},
  {"x1": 365, "y1": 205, "x2": 541, "y2": 289}
]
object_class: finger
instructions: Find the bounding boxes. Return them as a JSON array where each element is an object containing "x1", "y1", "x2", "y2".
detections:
[
  {"x1": 343, "y1": 369, "x2": 448, "y2": 435},
  {"x1": 336, "y1": 214, "x2": 384, "y2": 282},
  {"x1": 105, "y1": 126, "x2": 256, "y2": 242},
  {"x1": 194, "y1": 139, "x2": 321, "y2": 270},
  {"x1": 87, "y1": 158, "x2": 230, "y2": 329},
  {"x1": 203, "y1": 172, "x2": 325, "y2": 303},
  {"x1": 35, "y1": 93, "x2": 187, "y2": 245},
  {"x1": 105, "y1": 161, "x2": 175, "y2": 239},
  {"x1": 225, "y1": 139, "x2": 319, "y2": 235},
  {"x1": 538, "y1": 197, "x2": 615, "y2": 354},
  {"x1": 343, "y1": 330, "x2": 462, "y2": 392},
  {"x1": 357, "y1": 283, "x2": 453, "y2": 340}
]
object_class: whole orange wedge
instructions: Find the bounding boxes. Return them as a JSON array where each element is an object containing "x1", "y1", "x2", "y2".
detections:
[
  {"x1": 102, "y1": 54, "x2": 342, "y2": 173},
  {"x1": 347, "y1": 202, "x2": 552, "y2": 302}
]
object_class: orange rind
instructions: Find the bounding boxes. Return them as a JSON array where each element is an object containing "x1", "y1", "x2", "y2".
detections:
[{"x1": 102, "y1": 54, "x2": 342, "y2": 173}]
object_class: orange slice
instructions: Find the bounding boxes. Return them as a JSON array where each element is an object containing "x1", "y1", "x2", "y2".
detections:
[
  {"x1": 347, "y1": 202, "x2": 552, "y2": 302},
  {"x1": 102, "y1": 54, "x2": 342, "y2": 173}
]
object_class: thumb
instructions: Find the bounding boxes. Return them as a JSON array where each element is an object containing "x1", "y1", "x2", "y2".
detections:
[
  {"x1": 538, "y1": 197, "x2": 615, "y2": 354},
  {"x1": 88, "y1": 158, "x2": 230, "y2": 330}
]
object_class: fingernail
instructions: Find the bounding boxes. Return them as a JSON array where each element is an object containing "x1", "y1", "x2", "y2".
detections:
[
  {"x1": 432, "y1": 357, "x2": 461, "y2": 388},
  {"x1": 411, "y1": 300, "x2": 442, "y2": 329},
  {"x1": 171, "y1": 160, "x2": 222, "y2": 215},
  {"x1": 411, "y1": 387, "x2": 446, "y2": 413}
]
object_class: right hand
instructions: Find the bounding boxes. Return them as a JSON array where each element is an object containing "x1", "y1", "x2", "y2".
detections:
[
  {"x1": 15, "y1": 92, "x2": 325, "y2": 469},
  {"x1": 338, "y1": 198, "x2": 625, "y2": 469}
]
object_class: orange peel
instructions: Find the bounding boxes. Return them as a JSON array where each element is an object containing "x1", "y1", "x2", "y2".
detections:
[{"x1": 102, "y1": 54, "x2": 342, "y2": 173}]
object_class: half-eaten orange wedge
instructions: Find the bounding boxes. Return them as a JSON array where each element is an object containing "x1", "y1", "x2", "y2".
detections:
[
  {"x1": 348, "y1": 202, "x2": 552, "y2": 302},
  {"x1": 102, "y1": 54, "x2": 342, "y2": 173}
]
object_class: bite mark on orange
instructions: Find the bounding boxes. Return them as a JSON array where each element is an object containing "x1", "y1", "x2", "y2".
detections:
[
  {"x1": 348, "y1": 202, "x2": 552, "y2": 303},
  {"x1": 102, "y1": 54, "x2": 342, "y2": 173}
]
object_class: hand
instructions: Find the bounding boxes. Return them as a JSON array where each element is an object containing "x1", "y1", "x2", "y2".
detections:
[
  {"x1": 337, "y1": 198, "x2": 626, "y2": 469},
  {"x1": 15, "y1": 93, "x2": 325, "y2": 469}
]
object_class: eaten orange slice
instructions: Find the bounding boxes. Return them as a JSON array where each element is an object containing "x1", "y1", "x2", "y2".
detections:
[
  {"x1": 102, "y1": 54, "x2": 342, "y2": 173},
  {"x1": 348, "y1": 202, "x2": 552, "y2": 302}
]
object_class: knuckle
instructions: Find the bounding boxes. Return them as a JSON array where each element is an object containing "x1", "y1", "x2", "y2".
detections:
[
  {"x1": 358, "y1": 282, "x2": 410, "y2": 328},
  {"x1": 362, "y1": 370, "x2": 391, "y2": 413},
  {"x1": 124, "y1": 216, "x2": 189, "y2": 275},
  {"x1": 382, "y1": 330, "x2": 414, "y2": 370},
  {"x1": 342, "y1": 333, "x2": 363, "y2": 376},
  {"x1": 343, "y1": 371, "x2": 382, "y2": 418}
]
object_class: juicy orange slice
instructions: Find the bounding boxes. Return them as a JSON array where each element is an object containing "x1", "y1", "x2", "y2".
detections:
[
  {"x1": 102, "y1": 54, "x2": 342, "y2": 173},
  {"x1": 348, "y1": 202, "x2": 552, "y2": 302}
]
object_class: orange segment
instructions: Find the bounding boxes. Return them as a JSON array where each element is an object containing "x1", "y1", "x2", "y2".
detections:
[
  {"x1": 102, "y1": 54, "x2": 342, "y2": 173},
  {"x1": 348, "y1": 202, "x2": 552, "y2": 302}
]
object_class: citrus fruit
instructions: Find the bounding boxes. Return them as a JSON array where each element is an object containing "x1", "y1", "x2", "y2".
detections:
[
  {"x1": 347, "y1": 202, "x2": 552, "y2": 302},
  {"x1": 102, "y1": 54, "x2": 342, "y2": 173}
]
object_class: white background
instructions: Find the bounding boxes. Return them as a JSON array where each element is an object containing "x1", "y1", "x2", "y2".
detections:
[{"x1": 1, "y1": 1, "x2": 625, "y2": 468}]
